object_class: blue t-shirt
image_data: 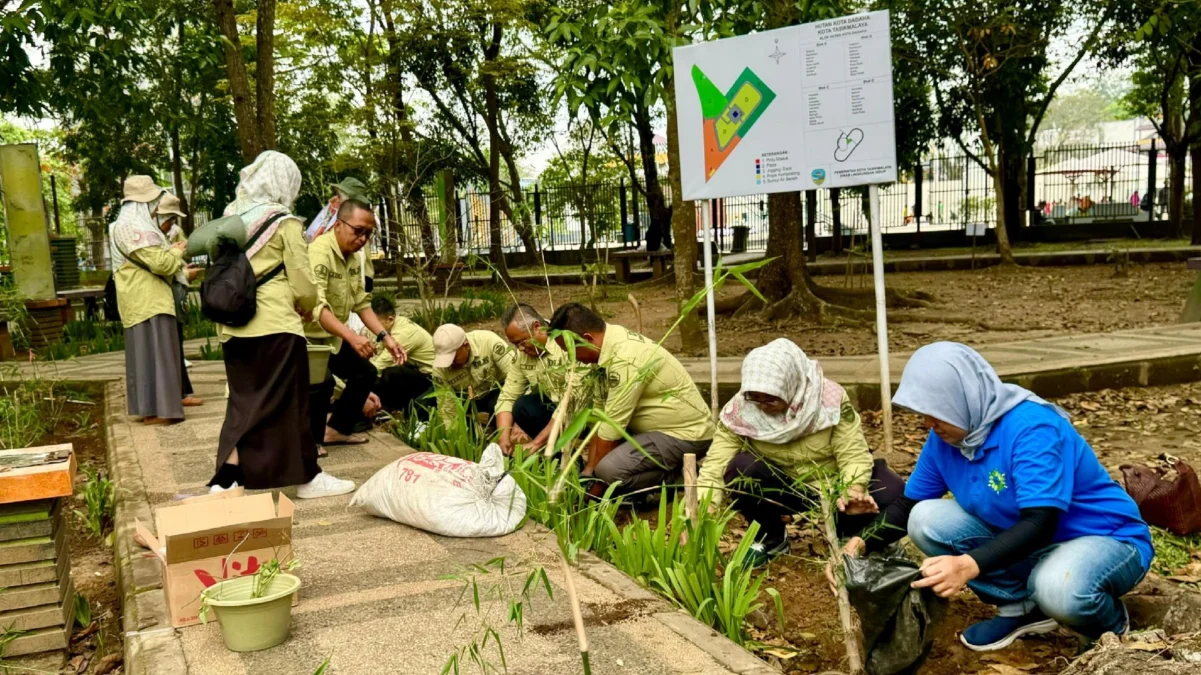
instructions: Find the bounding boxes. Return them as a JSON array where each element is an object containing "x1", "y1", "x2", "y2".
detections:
[{"x1": 905, "y1": 401, "x2": 1153, "y2": 570}]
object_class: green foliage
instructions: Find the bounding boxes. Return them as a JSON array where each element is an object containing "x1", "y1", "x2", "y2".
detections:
[
  {"x1": 0, "y1": 625, "x2": 27, "y2": 661},
  {"x1": 0, "y1": 380, "x2": 68, "y2": 450},
  {"x1": 313, "y1": 657, "x2": 332, "y2": 675},
  {"x1": 74, "y1": 594, "x2": 94, "y2": 629},
  {"x1": 408, "y1": 289, "x2": 508, "y2": 333},
  {"x1": 1150, "y1": 526, "x2": 1201, "y2": 579},
  {"x1": 39, "y1": 320, "x2": 125, "y2": 361},
  {"x1": 74, "y1": 466, "x2": 117, "y2": 540},
  {"x1": 0, "y1": 278, "x2": 31, "y2": 351},
  {"x1": 389, "y1": 393, "x2": 487, "y2": 462},
  {"x1": 199, "y1": 338, "x2": 224, "y2": 361},
  {"x1": 252, "y1": 558, "x2": 301, "y2": 599}
]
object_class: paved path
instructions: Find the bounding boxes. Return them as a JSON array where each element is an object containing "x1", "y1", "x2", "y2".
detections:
[{"x1": 48, "y1": 355, "x2": 766, "y2": 674}]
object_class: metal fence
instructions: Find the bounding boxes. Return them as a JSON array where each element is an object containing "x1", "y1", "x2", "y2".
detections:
[{"x1": 373, "y1": 142, "x2": 1180, "y2": 260}]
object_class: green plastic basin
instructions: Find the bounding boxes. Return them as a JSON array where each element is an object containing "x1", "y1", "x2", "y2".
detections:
[{"x1": 204, "y1": 573, "x2": 301, "y2": 652}]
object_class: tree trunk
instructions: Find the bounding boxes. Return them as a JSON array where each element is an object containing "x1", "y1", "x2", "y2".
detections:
[
  {"x1": 483, "y1": 22, "x2": 510, "y2": 282},
  {"x1": 991, "y1": 167, "x2": 1015, "y2": 264},
  {"x1": 1169, "y1": 147, "x2": 1186, "y2": 239},
  {"x1": 831, "y1": 188, "x2": 843, "y2": 253},
  {"x1": 1000, "y1": 146, "x2": 1026, "y2": 241},
  {"x1": 500, "y1": 136, "x2": 538, "y2": 266},
  {"x1": 1192, "y1": 144, "x2": 1201, "y2": 245},
  {"x1": 169, "y1": 127, "x2": 192, "y2": 234},
  {"x1": 255, "y1": 0, "x2": 277, "y2": 152},
  {"x1": 805, "y1": 190, "x2": 818, "y2": 262},
  {"x1": 212, "y1": 0, "x2": 258, "y2": 163},
  {"x1": 635, "y1": 103, "x2": 671, "y2": 251},
  {"x1": 664, "y1": 87, "x2": 702, "y2": 352}
]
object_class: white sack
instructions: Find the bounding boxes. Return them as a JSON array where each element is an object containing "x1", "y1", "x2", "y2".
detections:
[{"x1": 349, "y1": 443, "x2": 527, "y2": 538}]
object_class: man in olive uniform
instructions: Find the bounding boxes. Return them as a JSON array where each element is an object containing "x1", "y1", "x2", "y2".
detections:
[
  {"x1": 307, "y1": 200, "x2": 405, "y2": 446},
  {"x1": 550, "y1": 302, "x2": 714, "y2": 497},
  {"x1": 431, "y1": 324, "x2": 514, "y2": 423},
  {"x1": 364, "y1": 295, "x2": 436, "y2": 419}
]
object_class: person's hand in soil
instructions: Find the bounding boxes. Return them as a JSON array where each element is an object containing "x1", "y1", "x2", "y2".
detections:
[
  {"x1": 912, "y1": 554, "x2": 979, "y2": 597},
  {"x1": 837, "y1": 485, "x2": 879, "y2": 515},
  {"x1": 826, "y1": 536, "x2": 866, "y2": 595}
]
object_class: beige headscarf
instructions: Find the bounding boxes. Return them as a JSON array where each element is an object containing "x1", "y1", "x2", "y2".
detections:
[{"x1": 222, "y1": 151, "x2": 302, "y2": 257}]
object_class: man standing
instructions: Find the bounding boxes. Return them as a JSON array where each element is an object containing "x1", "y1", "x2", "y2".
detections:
[
  {"x1": 431, "y1": 324, "x2": 514, "y2": 422},
  {"x1": 307, "y1": 200, "x2": 405, "y2": 446},
  {"x1": 365, "y1": 295, "x2": 436, "y2": 418},
  {"x1": 306, "y1": 177, "x2": 376, "y2": 294},
  {"x1": 496, "y1": 303, "x2": 586, "y2": 454},
  {"x1": 549, "y1": 303, "x2": 714, "y2": 497}
]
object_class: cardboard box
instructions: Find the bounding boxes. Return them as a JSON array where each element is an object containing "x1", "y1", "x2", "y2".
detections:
[
  {"x1": 137, "y1": 491, "x2": 295, "y2": 628},
  {"x1": 0, "y1": 445, "x2": 76, "y2": 505}
]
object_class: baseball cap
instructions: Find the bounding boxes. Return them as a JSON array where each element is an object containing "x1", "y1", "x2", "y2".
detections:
[{"x1": 432, "y1": 324, "x2": 468, "y2": 368}]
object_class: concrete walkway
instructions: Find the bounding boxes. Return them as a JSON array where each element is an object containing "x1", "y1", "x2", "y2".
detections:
[
  {"x1": 42, "y1": 354, "x2": 769, "y2": 674},
  {"x1": 680, "y1": 323, "x2": 1201, "y2": 409}
]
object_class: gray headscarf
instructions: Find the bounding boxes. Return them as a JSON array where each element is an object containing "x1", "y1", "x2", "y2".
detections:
[{"x1": 893, "y1": 342, "x2": 1069, "y2": 459}]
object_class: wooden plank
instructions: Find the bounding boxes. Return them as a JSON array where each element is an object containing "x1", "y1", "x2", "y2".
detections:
[{"x1": 0, "y1": 445, "x2": 76, "y2": 505}]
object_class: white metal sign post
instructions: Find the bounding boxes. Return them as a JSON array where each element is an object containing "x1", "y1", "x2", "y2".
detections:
[{"x1": 673, "y1": 10, "x2": 898, "y2": 447}]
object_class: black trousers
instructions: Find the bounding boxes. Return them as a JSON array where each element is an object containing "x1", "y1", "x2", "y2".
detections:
[
  {"x1": 310, "y1": 340, "x2": 378, "y2": 438},
  {"x1": 724, "y1": 455, "x2": 905, "y2": 549},
  {"x1": 471, "y1": 388, "x2": 501, "y2": 418},
  {"x1": 176, "y1": 320, "x2": 193, "y2": 397},
  {"x1": 512, "y1": 392, "x2": 556, "y2": 437},
  {"x1": 376, "y1": 364, "x2": 434, "y2": 421}
]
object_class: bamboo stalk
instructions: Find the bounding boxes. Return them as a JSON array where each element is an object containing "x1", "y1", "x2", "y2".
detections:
[
  {"x1": 557, "y1": 545, "x2": 592, "y2": 674},
  {"x1": 544, "y1": 372, "x2": 576, "y2": 458},
  {"x1": 683, "y1": 453, "x2": 698, "y2": 524},
  {"x1": 820, "y1": 492, "x2": 865, "y2": 675},
  {"x1": 627, "y1": 293, "x2": 642, "y2": 333}
]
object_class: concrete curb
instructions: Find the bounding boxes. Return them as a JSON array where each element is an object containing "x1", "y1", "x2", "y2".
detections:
[
  {"x1": 571, "y1": 548, "x2": 781, "y2": 674},
  {"x1": 106, "y1": 382, "x2": 189, "y2": 674}
]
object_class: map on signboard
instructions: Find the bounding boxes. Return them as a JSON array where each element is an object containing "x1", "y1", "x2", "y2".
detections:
[
  {"x1": 673, "y1": 11, "x2": 898, "y2": 200},
  {"x1": 692, "y1": 65, "x2": 777, "y2": 182}
]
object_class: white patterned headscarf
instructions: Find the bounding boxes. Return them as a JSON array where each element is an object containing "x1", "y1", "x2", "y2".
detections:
[
  {"x1": 720, "y1": 339, "x2": 846, "y2": 444},
  {"x1": 109, "y1": 199, "x2": 180, "y2": 277},
  {"x1": 222, "y1": 151, "x2": 301, "y2": 257}
]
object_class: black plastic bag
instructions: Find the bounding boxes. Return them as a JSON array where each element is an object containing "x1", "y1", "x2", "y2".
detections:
[{"x1": 844, "y1": 554, "x2": 947, "y2": 675}]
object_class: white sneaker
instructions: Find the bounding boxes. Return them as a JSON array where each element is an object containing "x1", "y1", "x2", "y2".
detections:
[
  {"x1": 210, "y1": 482, "x2": 239, "y2": 495},
  {"x1": 184, "y1": 359, "x2": 194, "y2": 369},
  {"x1": 297, "y1": 472, "x2": 355, "y2": 499}
]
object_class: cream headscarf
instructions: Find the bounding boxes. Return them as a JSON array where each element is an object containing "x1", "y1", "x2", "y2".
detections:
[
  {"x1": 222, "y1": 151, "x2": 302, "y2": 258},
  {"x1": 719, "y1": 339, "x2": 846, "y2": 444},
  {"x1": 109, "y1": 200, "x2": 188, "y2": 284}
]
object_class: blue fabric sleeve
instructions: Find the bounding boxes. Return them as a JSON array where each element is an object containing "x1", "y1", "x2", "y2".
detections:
[
  {"x1": 903, "y1": 434, "x2": 949, "y2": 501},
  {"x1": 1011, "y1": 422, "x2": 1072, "y2": 511}
]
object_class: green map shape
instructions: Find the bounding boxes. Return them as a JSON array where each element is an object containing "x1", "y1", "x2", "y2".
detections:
[{"x1": 691, "y1": 65, "x2": 777, "y2": 141}]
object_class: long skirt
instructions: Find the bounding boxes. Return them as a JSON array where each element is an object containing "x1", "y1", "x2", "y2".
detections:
[
  {"x1": 176, "y1": 320, "x2": 193, "y2": 397},
  {"x1": 125, "y1": 315, "x2": 185, "y2": 420},
  {"x1": 216, "y1": 333, "x2": 320, "y2": 489}
]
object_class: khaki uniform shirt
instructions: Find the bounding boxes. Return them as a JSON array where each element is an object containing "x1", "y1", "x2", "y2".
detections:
[
  {"x1": 432, "y1": 330, "x2": 514, "y2": 394},
  {"x1": 363, "y1": 318, "x2": 436, "y2": 374},
  {"x1": 496, "y1": 338, "x2": 579, "y2": 415},
  {"x1": 304, "y1": 229, "x2": 371, "y2": 352},
  {"x1": 697, "y1": 393, "x2": 873, "y2": 506},
  {"x1": 114, "y1": 247, "x2": 184, "y2": 329},
  {"x1": 595, "y1": 323, "x2": 715, "y2": 443},
  {"x1": 218, "y1": 217, "x2": 317, "y2": 342}
]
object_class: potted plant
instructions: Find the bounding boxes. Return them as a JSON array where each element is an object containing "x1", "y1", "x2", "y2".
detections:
[{"x1": 199, "y1": 556, "x2": 301, "y2": 652}]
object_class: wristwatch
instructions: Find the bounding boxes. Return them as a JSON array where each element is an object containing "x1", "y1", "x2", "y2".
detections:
[{"x1": 376, "y1": 330, "x2": 388, "y2": 343}]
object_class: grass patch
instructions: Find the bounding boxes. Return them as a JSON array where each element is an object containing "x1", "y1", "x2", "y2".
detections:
[
  {"x1": 1151, "y1": 526, "x2": 1201, "y2": 578},
  {"x1": 407, "y1": 289, "x2": 507, "y2": 333}
]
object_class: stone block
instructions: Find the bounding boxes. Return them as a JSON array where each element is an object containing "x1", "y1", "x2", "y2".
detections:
[
  {"x1": 653, "y1": 611, "x2": 780, "y2": 674},
  {"x1": 0, "y1": 576, "x2": 73, "y2": 632},
  {"x1": 2, "y1": 622, "x2": 71, "y2": 658},
  {"x1": 0, "y1": 499, "x2": 59, "y2": 542},
  {"x1": 0, "y1": 518, "x2": 64, "y2": 566}
]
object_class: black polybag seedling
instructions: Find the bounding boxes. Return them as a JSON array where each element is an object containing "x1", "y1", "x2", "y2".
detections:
[{"x1": 844, "y1": 554, "x2": 948, "y2": 675}]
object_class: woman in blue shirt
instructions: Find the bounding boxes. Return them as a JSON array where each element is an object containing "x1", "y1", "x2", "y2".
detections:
[{"x1": 845, "y1": 342, "x2": 1152, "y2": 652}]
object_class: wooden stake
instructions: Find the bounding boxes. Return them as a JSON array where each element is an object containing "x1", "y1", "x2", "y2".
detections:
[
  {"x1": 544, "y1": 373, "x2": 576, "y2": 459},
  {"x1": 683, "y1": 453, "x2": 698, "y2": 524},
  {"x1": 557, "y1": 540, "x2": 592, "y2": 674},
  {"x1": 820, "y1": 492, "x2": 865, "y2": 675},
  {"x1": 627, "y1": 293, "x2": 642, "y2": 334}
]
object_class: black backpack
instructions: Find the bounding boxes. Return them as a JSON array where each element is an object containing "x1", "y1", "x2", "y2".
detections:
[{"x1": 200, "y1": 213, "x2": 287, "y2": 327}]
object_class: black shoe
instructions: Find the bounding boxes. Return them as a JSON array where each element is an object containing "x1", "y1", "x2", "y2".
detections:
[{"x1": 742, "y1": 539, "x2": 790, "y2": 569}]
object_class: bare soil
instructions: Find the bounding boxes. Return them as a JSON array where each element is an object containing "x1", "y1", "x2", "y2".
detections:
[
  {"x1": 751, "y1": 381, "x2": 1201, "y2": 675},
  {"x1": 479, "y1": 261, "x2": 1194, "y2": 357},
  {"x1": 22, "y1": 382, "x2": 122, "y2": 675}
]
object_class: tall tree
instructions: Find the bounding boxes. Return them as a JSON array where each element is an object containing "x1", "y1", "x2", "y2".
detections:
[
  {"x1": 211, "y1": 0, "x2": 278, "y2": 163},
  {"x1": 888, "y1": 0, "x2": 1115, "y2": 263}
]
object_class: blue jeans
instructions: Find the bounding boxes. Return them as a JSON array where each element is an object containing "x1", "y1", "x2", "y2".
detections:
[{"x1": 908, "y1": 499, "x2": 1145, "y2": 638}]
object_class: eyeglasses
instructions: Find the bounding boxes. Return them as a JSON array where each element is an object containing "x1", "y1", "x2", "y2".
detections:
[{"x1": 337, "y1": 218, "x2": 374, "y2": 241}]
